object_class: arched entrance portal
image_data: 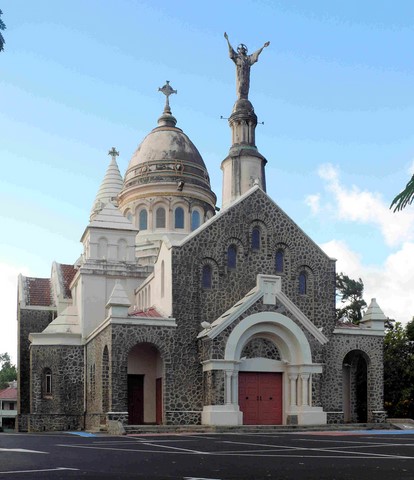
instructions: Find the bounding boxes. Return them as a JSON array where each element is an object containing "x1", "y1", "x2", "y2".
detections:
[
  {"x1": 342, "y1": 350, "x2": 368, "y2": 423},
  {"x1": 127, "y1": 343, "x2": 163, "y2": 425}
]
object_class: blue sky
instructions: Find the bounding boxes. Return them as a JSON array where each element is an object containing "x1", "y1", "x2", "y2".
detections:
[{"x1": 1, "y1": 1, "x2": 414, "y2": 361}]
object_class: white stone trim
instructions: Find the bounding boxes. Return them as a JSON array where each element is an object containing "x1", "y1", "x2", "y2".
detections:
[
  {"x1": 29, "y1": 332, "x2": 82, "y2": 346},
  {"x1": 224, "y1": 312, "x2": 313, "y2": 364},
  {"x1": 110, "y1": 317, "x2": 177, "y2": 327},
  {"x1": 333, "y1": 328, "x2": 385, "y2": 337}
]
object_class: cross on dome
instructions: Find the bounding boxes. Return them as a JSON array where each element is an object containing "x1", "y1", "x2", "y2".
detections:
[{"x1": 158, "y1": 80, "x2": 177, "y2": 114}]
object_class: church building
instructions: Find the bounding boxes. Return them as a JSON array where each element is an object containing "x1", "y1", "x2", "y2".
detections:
[{"x1": 17, "y1": 40, "x2": 387, "y2": 432}]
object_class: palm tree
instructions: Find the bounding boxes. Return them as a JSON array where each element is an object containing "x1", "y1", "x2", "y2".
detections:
[
  {"x1": 0, "y1": 10, "x2": 5, "y2": 52},
  {"x1": 390, "y1": 174, "x2": 414, "y2": 212}
]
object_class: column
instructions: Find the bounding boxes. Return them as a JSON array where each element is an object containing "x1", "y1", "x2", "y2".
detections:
[
  {"x1": 289, "y1": 374, "x2": 297, "y2": 407},
  {"x1": 225, "y1": 370, "x2": 233, "y2": 405},
  {"x1": 300, "y1": 373, "x2": 310, "y2": 406}
]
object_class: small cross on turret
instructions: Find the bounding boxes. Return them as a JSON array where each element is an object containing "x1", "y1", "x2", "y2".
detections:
[
  {"x1": 158, "y1": 80, "x2": 177, "y2": 114},
  {"x1": 108, "y1": 147, "x2": 119, "y2": 161}
]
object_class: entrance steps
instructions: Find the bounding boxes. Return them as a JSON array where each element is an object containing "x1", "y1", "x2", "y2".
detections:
[{"x1": 124, "y1": 422, "x2": 392, "y2": 435}]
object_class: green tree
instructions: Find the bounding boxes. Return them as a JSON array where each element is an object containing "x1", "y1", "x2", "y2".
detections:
[
  {"x1": 336, "y1": 272, "x2": 367, "y2": 324},
  {"x1": 0, "y1": 9, "x2": 5, "y2": 52},
  {"x1": 0, "y1": 353, "x2": 17, "y2": 389},
  {"x1": 384, "y1": 320, "x2": 414, "y2": 418},
  {"x1": 390, "y1": 174, "x2": 414, "y2": 212}
]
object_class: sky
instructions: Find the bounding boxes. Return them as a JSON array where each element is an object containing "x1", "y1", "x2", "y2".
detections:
[{"x1": 1, "y1": 1, "x2": 414, "y2": 362}]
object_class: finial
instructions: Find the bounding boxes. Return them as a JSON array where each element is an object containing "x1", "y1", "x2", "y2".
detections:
[
  {"x1": 108, "y1": 147, "x2": 119, "y2": 161},
  {"x1": 158, "y1": 81, "x2": 177, "y2": 114}
]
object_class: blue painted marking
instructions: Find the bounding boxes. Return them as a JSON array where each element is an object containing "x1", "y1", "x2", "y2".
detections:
[
  {"x1": 350, "y1": 429, "x2": 414, "y2": 435},
  {"x1": 67, "y1": 431, "x2": 97, "y2": 437}
]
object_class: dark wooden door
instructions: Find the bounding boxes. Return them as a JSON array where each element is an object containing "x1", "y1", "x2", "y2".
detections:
[
  {"x1": 128, "y1": 374, "x2": 144, "y2": 425},
  {"x1": 239, "y1": 372, "x2": 282, "y2": 425},
  {"x1": 156, "y1": 378, "x2": 162, "y2": 425}
]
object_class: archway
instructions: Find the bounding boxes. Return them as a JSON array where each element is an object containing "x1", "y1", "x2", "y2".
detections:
[
  {"x1": 342, "y1": 350, "x2": 368, "y2": 423},
  {"x1": 221, "y1": 312, "x2": 323, "y2": 426},
  {"x1": 127, "y1": 343, "x2": 163, "y2": 425}
]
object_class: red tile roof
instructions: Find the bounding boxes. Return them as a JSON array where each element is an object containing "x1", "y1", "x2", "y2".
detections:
[
  {"x1": 26, "y1": 277, "x2": 52, "y2": 306},
  {"x1": 129, "y1": 307, "x2": 163, "y2": 318},
  {"x1": 0, "y1": 387, "x2": 17, "y2": 400},
  {"x1": 59, "y1": 264, "x2": 76, "y2": 298}
]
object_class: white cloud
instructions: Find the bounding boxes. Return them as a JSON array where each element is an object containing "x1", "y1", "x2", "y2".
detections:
[
  {"x1": 0, "y1": 263, "x2": 30, "y2": 364},
  {"x1": 315, "y1": 163, "x2": 414, "y2": 247},
  {"x1": 305, "y1": 193, "x2": 321, "y2": 214},
  {"x1": 321, "y1": 240, "x2": 414, "y2": 325}
]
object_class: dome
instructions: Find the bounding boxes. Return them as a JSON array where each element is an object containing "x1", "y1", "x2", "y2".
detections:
[{"x1": 123, "y1": 111, "x2": 212, "y2": 192}]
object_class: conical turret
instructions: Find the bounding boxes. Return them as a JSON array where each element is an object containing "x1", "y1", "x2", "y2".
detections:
[{"x1": 90, "y1": 148, "x2": 124, "y2": 219}]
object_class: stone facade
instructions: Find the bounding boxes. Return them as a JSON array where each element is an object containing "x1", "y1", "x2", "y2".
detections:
[{"x1": 17, "y1": 82, "x2": 387, "y2": 431}]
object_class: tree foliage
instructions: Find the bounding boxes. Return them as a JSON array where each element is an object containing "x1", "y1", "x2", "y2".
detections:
[
  {"x1": 384, "y1": 319, "x2": 414, "y2": 418},
  {"x1": 335, "y1": 272, "x2": 367, "y2": 324},
  {"x1": 0, "y1": 353, "x2": 17, "y2": 389},
  {"x1": 0, "y1": 9, "x2": 5, "y2": 52},
  {"x1": 390, "y1": 174, "x2": 414, "y2": 212}
]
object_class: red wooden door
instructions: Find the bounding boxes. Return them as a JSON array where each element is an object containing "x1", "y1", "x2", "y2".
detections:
[
  {"x1": 128, "y1": 374, "x2": 144, "y2": 425},
  {"x1": 156, "y1": 378, "x2": 162, "y2": 425},
  {"x1": 239, "y1": 372, "x2": 282, "y2": 425}
]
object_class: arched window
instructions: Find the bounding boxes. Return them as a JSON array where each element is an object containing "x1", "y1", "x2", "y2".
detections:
[
  {"x1": 43, "y1": 368, "x2": 52, "y2": 397},
  {"x1": 251, "y1": 227, "x2": 260, "y2": 250},
  {"x1": 202, "y1": 264, "x2": 212, "y2": 289},
  {"x1": 275, "y1": 250, "x2": 284, "y2": 273},
  {"x1": 117, "y1": 239, "x2": 127, "y2": 260},
  {"x1": 98, "y1": 237, "x2": 108, "y2": 259},
  {"x1": 139, "y1": 209, "x2": 148, "y2": 230},
  {"x1": 161, "y1": 260, "x2": 165, "y2": 298},
  {"x1": 191, "y1": 210, "x2": 200, "y2": 231},
  {"x1": 156, "y1": 207, "x2": 166, "y2": 228},
  {"x1": 174, "y1": 207, "x2": 184, "y2": 229},
  {"x1": 227, "y1": 245, "x2": 237, "y2": 269},
  {"x1": 299, "y1": 271, "x2": 307, "y2": 295}
]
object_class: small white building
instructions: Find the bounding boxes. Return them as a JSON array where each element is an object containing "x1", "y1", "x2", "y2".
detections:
[{"x1": 0, "y1": 381, "x2": 17, "y2": 431}]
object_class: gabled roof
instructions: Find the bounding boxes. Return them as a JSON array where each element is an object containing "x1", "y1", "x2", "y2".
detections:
[
  {"x1": 0, "y1": 387, "x2": 17, "y2": 400},
  {"x1": 198, "y1": 275, "x2": 328, "y2": 345},
  {"x1": 129, "y1": 307, "x2": 163, "y2": 318},
  {"x1": 176, "y1": 186, "x2": 335, "y2": 262},
  {"x1": 25, "y1": 277, "x2": 53, "y2": 307},
  {"x1": 59, "y1": 263, "x2": 76, "y2": 298}
]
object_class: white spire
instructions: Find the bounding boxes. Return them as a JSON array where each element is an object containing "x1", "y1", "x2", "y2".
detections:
[{"x1": 91, "y1": 148, "x2": 124, "y2": 219}]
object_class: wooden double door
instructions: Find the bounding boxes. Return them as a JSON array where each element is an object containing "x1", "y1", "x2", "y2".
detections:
[
  {"x1": 127, "y1": 375, "x2": 163, "y2": 425},
  {"x1": 239, "y1": 372, "x2": 283, "y2": 425}
]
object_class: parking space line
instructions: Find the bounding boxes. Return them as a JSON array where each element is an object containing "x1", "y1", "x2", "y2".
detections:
[{"x1": 0, "y1": 467, "x2": 79, "y2": 475}]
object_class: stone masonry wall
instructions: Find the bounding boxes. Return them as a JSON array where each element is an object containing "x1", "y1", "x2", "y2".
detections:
[
  {"x1": 30, "y1": 344, "x2": 84, "y2": 432},
  {"x1": 322, "y1": 332, "x2": 385, "y2": 423},
  {"x1": 168, "y1": 188, "x2": 335, "y2": 420},
  {"x1": 17, "y1": 307, "x2": 55, "y2": 431},
  {"x1": 85, "y1": 325, "x2": 112, "y2": 430}
]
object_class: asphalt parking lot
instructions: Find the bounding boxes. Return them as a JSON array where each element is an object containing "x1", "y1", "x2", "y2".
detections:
[{"x1": 0, "y1": 429, "x2": 413, "y2": 479}]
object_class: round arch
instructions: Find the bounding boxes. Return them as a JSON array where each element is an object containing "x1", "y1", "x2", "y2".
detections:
[{"x1": 224, "y1": 311, "x2": 312, "y2": 365}]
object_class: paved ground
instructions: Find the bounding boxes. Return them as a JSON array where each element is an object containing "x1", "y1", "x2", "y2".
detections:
[{"x1": 0, "y1": 430, "x2": 413, "y2": 479}]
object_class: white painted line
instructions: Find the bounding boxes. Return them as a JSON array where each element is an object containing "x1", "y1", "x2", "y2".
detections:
[
  {"x1": 142, "y1": 442, "x2": 206, "y2": 454},
  {"x1": 0, "y1": 467, "x2": 79, "y2": 474},
  {"x1": 0, "y1": 448, "x2": 48, "y2": 454},
  {"x1": 183, "y1": 477, "x2": 222, "y2": 480}
]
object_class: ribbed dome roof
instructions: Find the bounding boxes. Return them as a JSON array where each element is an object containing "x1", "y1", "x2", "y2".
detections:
[{"x1": 123, "y1": 107, "x2": 211, "y2": 191}]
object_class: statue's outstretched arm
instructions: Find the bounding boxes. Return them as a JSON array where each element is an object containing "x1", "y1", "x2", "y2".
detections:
[
  {"x1": 224, "y1": 32, "x2": 237, "y2": 60},
  {"x1": 250, "y1": 41, "x2": 270, "y2": 64}
]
